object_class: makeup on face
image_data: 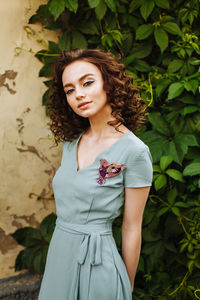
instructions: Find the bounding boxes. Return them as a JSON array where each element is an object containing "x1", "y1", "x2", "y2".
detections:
[
  {"x1": 62, "y1": 60, "x2": 109, "y2": 118},
  {"x1": 63, "y1": 73, "x2": 96, "y2": 96}
]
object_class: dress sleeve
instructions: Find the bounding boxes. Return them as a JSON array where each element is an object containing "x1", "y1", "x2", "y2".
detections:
[{"x1": 124, "y1": 145, "x2": 153, "y2": 188}]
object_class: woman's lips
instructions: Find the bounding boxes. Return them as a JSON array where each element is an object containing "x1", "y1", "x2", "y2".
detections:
[{"x1": 78, "y1": 101, "x2": 92, "y2": 109}]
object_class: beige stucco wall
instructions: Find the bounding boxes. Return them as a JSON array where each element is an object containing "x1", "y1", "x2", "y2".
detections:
[{"x1": 0, "y1": 0, "x2": 61, "y2": 278}]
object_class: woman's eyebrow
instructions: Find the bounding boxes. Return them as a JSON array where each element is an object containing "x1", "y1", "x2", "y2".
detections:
[{"x1": 63, "y1": 73, "x2": 95, "y2": 88}]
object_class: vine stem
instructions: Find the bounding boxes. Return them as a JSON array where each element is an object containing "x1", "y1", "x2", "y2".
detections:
[
  {"x1": 149, "y1": 194, "x2": 169, "y2": 206},
  {"x1": 194, "y1": 289, "x2": 200, "y2": 299},
  {"x1": 115, "y1": 12, "x2": 121, "y2": 30},
  {"x1": 147, "y1": 73, "x2": 154, "y2": 107},
  {"x1": 178, "y1": 217, "x2": 189, "y2": 235},
  {"x1": 15, "y1": 46, "x2": 59, "y2": 57},
  {"x1": 29, "y1": 193, "x2": 54, "y2": 201},
  {"x1": 99, "y1": 20, "x2": 104, "y2": 36},
  {"x1": 168, "y1": 271, "x2": 191, "y2": 296},
  {"x1": 109, "y1": 31, "x2": 124, "y2": 57},
  {"x1": 104, "y1": 19, "x2": 124, "y2": 57}
]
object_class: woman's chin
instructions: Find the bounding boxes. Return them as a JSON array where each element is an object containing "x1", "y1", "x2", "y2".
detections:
[{"x1": 76, "y1": 110, "x2": 94, "y2": 118}]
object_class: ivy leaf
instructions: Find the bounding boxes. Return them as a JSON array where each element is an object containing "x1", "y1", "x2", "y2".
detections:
[
  {"x1": 142, "y1": 241, "x2": 165, "y2": 257},
  {"x1": 48, "y1": 41, "x2": 60, "y2": 54},
  {"x1": 41, "y1": 245, "x2": 48, "y2": 271},
  {"x1": 29, "y1": 5, "x2": 51, "y2": 24},
  {"x1": 155, "y1": 0, "x2": 169, "y2": 9},
  {"x1": 71, "y1": 31, "x2": 88, "y2": 49},
  {"x1": 121, "y1": 32, "x2": 133, "y2": 55},
  {"x1": 154, "y1": 27, "x2": 168, "y2": 53},
  {"x1": 65, "y1": 0, "x2": 78, "y2": 13},
  {"x1": 24, "y1": 248, "x2": 40, "y2": 268},
  {"x1": 130, "y1": 42, "x2": 152, "y2": 59},
  {"x1": 182, "y1": 106, "x2": 199, "y2": 116},
  {"x1": 39, "y1": 63, "x2": 54, "y2": 78},
  {"x1": 136, "y1": 24, "x2": 154, "y2": 40},
  {"x1": 154, "y1": 174, "x2": 167, "y2": 191},
  {"x1": 40, "y1": 213, "x2": 56, "y2": 242},
  {"x1": 15, "y1": 248, "x2": 36, "y2": 270},
  {"x1": 104, "y1": 0, "x2": 116, "y2": 12},
  {"x1": 43, "y1": 80, "x2": 52, "y2": 87},
  {"x1": 157, "y1": 207, "x2": 169, "y2": 217},
  {"x1": 95, "y1": 0, "x2": 107, "y2": 20},
  {"x1": 183, "y1": 163, "x2": 200, "y2": 176},
  {"x1": 110, "y1": 30, "x2": 123, "y2": 44},
  {"x1": 48, "y1": 0, "x2": 65, "y2": 20},
  {"x1": 88, "y1": 0, "x2": 100, "y2": 8},
  {"x1": 127, "y1": 16, "x2": 138, "y2": 30},
  {"x1": 167, "y1": 187, "x2": 177, "y2": 205},
  {"x1": 153, "y1": 165, "x2": 161, "y2": 173},
  {"x1": 143, "y1": 228, "x2": 161, "y2": 242},
  {"x1": 148, "y1": 112, "x2": 171, "y2": 136},
  {"x1": 155, "y1": 78, "x2": 171, "y2": 97},
  {"x1": 184, "y1": 80, "x2": 199, "y2": 94},
  {"x1": 59, "y1": 32, "x2": 71, "y2": 51},
  {"x1": 175, "y1": 202, "x2": 190, "y2": 208},
  {"x1": 42, "y1": 89, "x2": 50, "y2": 106},
  {"x1": 162, "y1": 22, "x2": 182, "y2": 36},
  {"x1": 139, "y1": 130, "x2": 168, "y2": 163},
  {"x1": 140, "y1": 0, "x2": 155, "y2": 21},
  {"x1": 167, "y1": 133, "x2": 198, "y2": 165},
  {"x1": 123, "y1": 54, "x2": 136, "y2": 66},
  {"x1": 35, "y1": 50, "x2": 48, "y2": 63},
  {"x1": 11, "y1": 227, "x2": 42, "y2": 247},
  {"x1": 171, "y1": 207, "x2": 181, "y2": 217},
  {"x1": 101, "y1": 34, "x2": 113, "y2": 47},
  {"x1": 129, "y1": 0, "x2": 141, "y2": 13},
  {"x1": 33, "y1": 249, "x2": 43, "y2": 274},
  {"x1": 134, "y1": 59, "x2": 151, "y2": 72},
  {"x1": 180, "y1": 95, "x2": 196, "y2": 104},
  {"x1": 160, "y1": 155, "x2": 173, "y2": 171},
  {"x1": 166, "y1": 169, "x2": 184, "y2": 182},
  {"x1": 168, "y1": 59, "x2": 184, "y2": 73},
  {"x1": 168, "y1": 82, "x2": 184, "y2": 100},
  {"x1": 79, "y1": 20, "x2": 99, "y2": 35}
]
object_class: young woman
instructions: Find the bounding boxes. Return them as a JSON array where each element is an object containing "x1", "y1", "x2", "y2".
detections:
[{"x1": 38, "y1": 49, "x2": 153, "y2": 300}]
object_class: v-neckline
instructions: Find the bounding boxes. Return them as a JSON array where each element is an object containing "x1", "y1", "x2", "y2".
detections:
[{"x1": 75, "y1": 130, "x2": 131, "y2": 173}]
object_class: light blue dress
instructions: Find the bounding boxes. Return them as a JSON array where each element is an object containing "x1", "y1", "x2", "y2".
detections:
[{"x1": 38, "y1": 131, "x2": 153, "y2": 300}]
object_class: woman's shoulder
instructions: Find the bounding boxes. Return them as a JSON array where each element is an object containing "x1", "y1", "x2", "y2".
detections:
[
  {"x1": 123, "y1": 131, "x2": 149, "y2": 156},
  {"x1": 122, "y1": 131, "x2": 153, "y2": 167},
  {"x1": 62, "y1": 135, "x2": 79, "y2": 151}
]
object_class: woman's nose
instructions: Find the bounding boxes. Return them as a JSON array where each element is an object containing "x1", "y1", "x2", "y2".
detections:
[{"x1": 75, "y1": 86, "x2": 85, "y2": 99}]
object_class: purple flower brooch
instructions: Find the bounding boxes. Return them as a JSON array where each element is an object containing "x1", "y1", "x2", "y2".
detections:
[{"x1": 96, "y1": 159, "x2": 126, "y2": 185}]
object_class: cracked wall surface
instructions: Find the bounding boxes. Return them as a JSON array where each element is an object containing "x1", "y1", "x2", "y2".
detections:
[{"x1": 0, "y1": 0, "x2": 61, "y2": 279}]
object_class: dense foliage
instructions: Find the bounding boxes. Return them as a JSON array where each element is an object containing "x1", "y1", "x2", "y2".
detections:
[{"x1": 12, "y1": 0, "x2": 200, "y2": 299}]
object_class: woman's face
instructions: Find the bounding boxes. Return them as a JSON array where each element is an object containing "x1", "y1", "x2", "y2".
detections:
[{"x1": 62, "y1": 60, "x2": 110, "y2": 118}]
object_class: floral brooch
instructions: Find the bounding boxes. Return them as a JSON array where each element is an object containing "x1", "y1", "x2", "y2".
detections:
[{"x1": 96, "y1": 159, "x2": 126, "y2": 185}]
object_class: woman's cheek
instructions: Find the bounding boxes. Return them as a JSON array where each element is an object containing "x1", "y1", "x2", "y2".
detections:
[
  {"x1": 66, "y1": 98, "x2": 76, "y2": 111},
  {"x1": 89, "y1": 83, "x2": 102, "y2": 96}
]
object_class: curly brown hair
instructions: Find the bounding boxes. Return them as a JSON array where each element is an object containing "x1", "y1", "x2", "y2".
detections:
[{"x1": 48, "y1": 48, "x2": 147, "y2": 142}]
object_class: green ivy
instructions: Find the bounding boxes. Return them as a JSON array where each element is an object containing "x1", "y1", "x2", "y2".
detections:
[
  {"x1": 12, "y1": 214, "x2": 56, "y2": 274},
  {"x1": 12, "y1": 0, "x2": 200, "y2": 299}
]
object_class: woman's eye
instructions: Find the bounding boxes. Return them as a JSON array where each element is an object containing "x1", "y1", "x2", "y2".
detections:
[
  {"x1": 65, "y1": 89, "x2": 74, "y2": 95},
  {"x1": 83, "y1": 80, "x2": 94, "y2": 87}
]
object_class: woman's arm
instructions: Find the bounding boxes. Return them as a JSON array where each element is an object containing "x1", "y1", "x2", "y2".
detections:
[{"x1": 122, "y1": 186, "x2": 151, "y2": 292}]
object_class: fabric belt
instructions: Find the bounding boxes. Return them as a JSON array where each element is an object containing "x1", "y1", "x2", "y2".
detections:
[
  {"x1": 55, "y1": 218, "x2": 131, "y2": 299},
  {"x1": 56, "y1": 218, "x2": 112, "y2": 266},
  {"x1": 55, "y1": 218, "x2": 113, "y2": 299}
]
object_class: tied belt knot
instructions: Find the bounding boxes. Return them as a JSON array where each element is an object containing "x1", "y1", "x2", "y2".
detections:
[
  {"x1": 56, "y1": 218, "x2": 112, "y2": 266},
  {"x1": 55, "y1": 218, "x2": 132, "y2": 300}
]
